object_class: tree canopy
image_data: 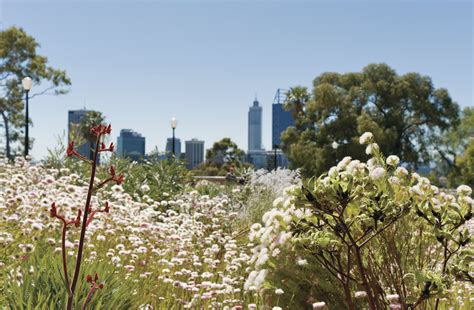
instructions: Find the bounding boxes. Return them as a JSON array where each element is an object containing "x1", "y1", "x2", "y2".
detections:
[
  {"x1": 193, "y1": 138, "x2": 246, "y2": 176},
  {"x1": 281, "y1": 63, "x2": 460, "y2": 177},
  {"x1": 432, "y1": 107, "x2": 474, "y2": 187},
  {"x1": 0, "y1": 26, "x2": 70, "y2": 159}
]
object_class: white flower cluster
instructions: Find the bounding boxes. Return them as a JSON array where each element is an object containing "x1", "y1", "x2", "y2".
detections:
[
  {"x1": 245, "y1": 186, "x2": 311, "y2": 292},
  {"x1": 248, "y1": 168, "x2": 302, "y2": 196},
  {"x1": 0, "y1": 157, "x2": 256, "y2": 308}
]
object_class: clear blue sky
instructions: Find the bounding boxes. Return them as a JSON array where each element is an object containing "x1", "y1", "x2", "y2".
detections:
[{"x1": 1, "y1": 0, "x2": 472, "y2": 159}]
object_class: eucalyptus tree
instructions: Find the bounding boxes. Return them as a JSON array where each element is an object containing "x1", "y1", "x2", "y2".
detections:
[
  {"x1": 281, "y1": 64, "x2": 459, "y2": 177},
  {"x1": 0, "y1": 26, "x2": 70, "y2": 159}
]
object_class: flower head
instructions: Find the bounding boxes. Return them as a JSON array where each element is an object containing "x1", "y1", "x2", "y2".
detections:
[
  {"x1": 386, "y1": 155, "x2": 400, "y2": 167},
  {"x1": 456, "y1": 185, "x2": 472, "y2": 196},
  {"x1": 370, "y1": 167, "x2": 386, "y2": 181},
  {"x1": 359, "y1": 132, "x2": 374, "y2": 145}
]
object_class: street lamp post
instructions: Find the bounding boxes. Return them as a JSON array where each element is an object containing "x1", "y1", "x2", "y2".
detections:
[
  {"x1": 273, "y1": 144, "x2": 279, "y2": 170},
  {"x1": 22, "y1": 77, "x2": 32, "y2": 157},
  {"x1": 170, "y1": 117, "x2": 178, "y2": 156},
  {"x1": 332, "y1": 141, "x2": 339, "y2": 163}
]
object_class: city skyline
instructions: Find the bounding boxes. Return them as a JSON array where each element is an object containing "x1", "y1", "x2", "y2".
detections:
[{"x1": 1, "y1": 1, "x2": 472, "y2": 160}]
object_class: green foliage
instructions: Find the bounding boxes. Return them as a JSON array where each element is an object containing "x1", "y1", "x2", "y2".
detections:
[
  {"x1": 193, "y1": 137, "x2": 248, "y2": 176},
  {"x1": 0, "y1": 26, "x2": 70, "y2": 159},
  {"x1": 248, "y1": 132, "x2": 473, "y2": 309},
  {"x1": 457, "y1": 138, "x2": 474, "y2": 189},
  {"x1": 281, "y1": 63, "x2": 460, "y2": 177},
  {"x1": 433, "y1": 107, "x2": 474, "y2": 187},
  {"x1": 42, "y1": 139, "x2": 190, "y2": 202}
]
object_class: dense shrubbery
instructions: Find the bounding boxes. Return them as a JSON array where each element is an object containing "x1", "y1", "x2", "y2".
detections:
[{"x1": 246, "y1": 133, "x2": 473, "y2": 309}]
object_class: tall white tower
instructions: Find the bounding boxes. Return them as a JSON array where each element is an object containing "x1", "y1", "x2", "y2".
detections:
[{"x1": 248, "y1": 97, "x2": 263, "y2": 151}]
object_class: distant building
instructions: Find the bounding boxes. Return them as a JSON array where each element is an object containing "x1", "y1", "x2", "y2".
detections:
[
  {"x1": 246, "y1": 150, "x2": 267, "y2": 169},
  {"x1": 117, "y1": 129, "x2": 145, "y2": 161},
  {"x1": 272, "y1": 89, "x2": 294, "y2": 148},
  {"x1": 166, "y1": 137, "x2": 182, "y2": 158},
  {"x1": 68, "y1": 109, "x2": 93, "y2": 159},
  {"x1": 185, "y1": 139, "x2": 205, "y2": 169},
  {"x1": 248, "y1": 97, "x2": 263, "y2": 151},
  {"x1": 266, "y1": 148, "x2": 289, "y2": 170}
]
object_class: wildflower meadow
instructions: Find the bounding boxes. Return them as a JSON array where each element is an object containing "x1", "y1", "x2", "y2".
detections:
[{"x1": 1, "y1": 127, "x2": 472, "y2": 309}]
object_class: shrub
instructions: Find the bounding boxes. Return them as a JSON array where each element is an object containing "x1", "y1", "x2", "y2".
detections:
[{"x1": 246, "y1": 133, "x2": 473, "y2": 309}]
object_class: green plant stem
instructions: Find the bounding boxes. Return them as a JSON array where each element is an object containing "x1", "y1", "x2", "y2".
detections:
[
  {"x1": 61, "y1": 222, "x2": 72, "y2": 296},
  {"x1": 67, "y1": 134, "x2": 101, "y2": 310}
]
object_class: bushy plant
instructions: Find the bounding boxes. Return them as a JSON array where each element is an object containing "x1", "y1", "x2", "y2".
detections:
[{"x1": 246, "y1": 132, "x2": 473, "y2": 309}]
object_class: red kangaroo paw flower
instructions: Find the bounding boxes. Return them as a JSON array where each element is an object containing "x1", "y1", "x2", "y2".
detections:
[
  {"x1": 116, "y1": 175, "x2": 124, "y2": 185},
  {"x1": 50, "y1": 203, "x2": 57, "y2": 217},
  {"x1": 109, "y1": 166, "x2": 116, "y2": 178},
  {"x1": 104, "y1": 201, "x2": 110, "y2": 213},
  {"x1": 108, "y1": 142, "x2": 114, "y2": 152},
  {"x1": 67, "y1": 142, "x2": 75, "y2": 157},
  {"x1": 74, "y1": 210, "x2": 82, "y2": 228},
  {"x1": 105, "y1": 124, "x2": 112, "y2": 134},
  {"x1": 86, "y1": 274, "x2": 93, "y2": 283}
]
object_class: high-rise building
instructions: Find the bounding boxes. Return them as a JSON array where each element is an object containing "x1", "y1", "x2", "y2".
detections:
[
  {"x1": 68, "y1": 109, "x2": 92, "y2": 158},
  {"x1": 166, "y1": 137, "x2": 182, "y2": 158},
  {"x1": 248, "y1": 97, "x2": 263, "y2": 151},
  {"x1": 117, "y1": 129, "x2": 145, "y2": 161},
  {"x1": 185, "y1": 139, "x2": 204, "y2": 169},
  {"x1": 272, "y1": 88, "x2": 294, "y2": 148}
]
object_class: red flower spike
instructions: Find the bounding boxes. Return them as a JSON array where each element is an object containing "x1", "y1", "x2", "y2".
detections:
[
  {"x1": 104, "y1": 201, "x2": 110, "y2": 213},
  {"x1": 116, "y1": 175, "x2": 124, "y2": 185},
  {"x1": 108, "y1": 142, "x2": 114, "y2": 152},
  {"x1": 66, "y1": 142, "x2": 75, "y2": 157},
  {"x1": 86, "y1": 274, "x2": 93, "y2": 283},
  {"x1": 74, "y1": 210, "x2": 82, "y2": 228},
  {"x1": 99, "y1": 283, "x2": 104, "y2": 289},
  {"x1": 105, "y1": 124, "x2": 112, "y2": 134},
  {"x1": 110, "y1": 166, "x2": 116, "y2": 178},
  {"x1": 94, "y1": 273, "x2": 99, "y2": 282},
  {"x1": 101, "y1": 142, "x2": 106, "y2": 150},
  {"x1": 50, "y1": 203, "x2": 57, "y2": 217}
]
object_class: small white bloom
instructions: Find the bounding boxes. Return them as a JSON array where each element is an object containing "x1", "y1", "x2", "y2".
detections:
[
  {"x1": 297, "y1": 258, "x2": 308, "y2": 266},
  {"x1": 312, "y1": 302, "x2": 326, "y2": 309},
  {"x1": 386, "y1": 155, "x2": 400, "y2": 167},
  {"x1": 386, "y1": 294, "x2": 399, "y2": 302},
  {"x1": 359, "y1": 132, "x2": 373, "y2": 145},
  {"x1": 354, "y1": 291, "x2": 367, "y2": 298},
  {"x1": 275, "y1": 288, "x2": 284, "y2": 295},
  {"x1": 456, "y1": 185, "x2": 472, "y2": 196},
  {"x1": 395, "y1": 167, "x2": 408, "y2": 177},
  {"x1": 388, "y1": 176, "x2": 400, "y2": 185},
  {"x1": 370, "y1": 167, "x2": 386, "y2": 181},
  {"x1": 365, "y1": 143, "x2": 379, "y2": 155},
  {"x1": 328, "y1": 167, "x2": 339, "y2": 179}
]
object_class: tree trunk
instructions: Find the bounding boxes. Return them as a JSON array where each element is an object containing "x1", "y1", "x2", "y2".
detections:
[{"x1": 1, "y1": 111, "x2": 11, "y2": 160}]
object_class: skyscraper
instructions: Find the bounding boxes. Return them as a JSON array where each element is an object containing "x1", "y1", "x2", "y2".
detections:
[
  {"x1": 117, "y1": 129, "x2": 145, "y2": 161},
  {"x1": 272, "y1": 88, "x2": 294, "y2": 148},
  {"x1": 68, "y1": 109, "x2": 92, "y2": 158},
  {"x1": 166, "y1": 137, "x2": 182, "y2": 158},
  {"x1": 185, "y1": 139, "x2": 204, "y2": 169},
  {"x1": 248, "y1": 97, "x2": 263, "y2": 151}
]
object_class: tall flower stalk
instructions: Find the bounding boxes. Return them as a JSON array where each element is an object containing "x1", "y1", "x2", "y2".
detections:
[{"x1": 50, "y1": 123, "x2": 123, "y2": 309}]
